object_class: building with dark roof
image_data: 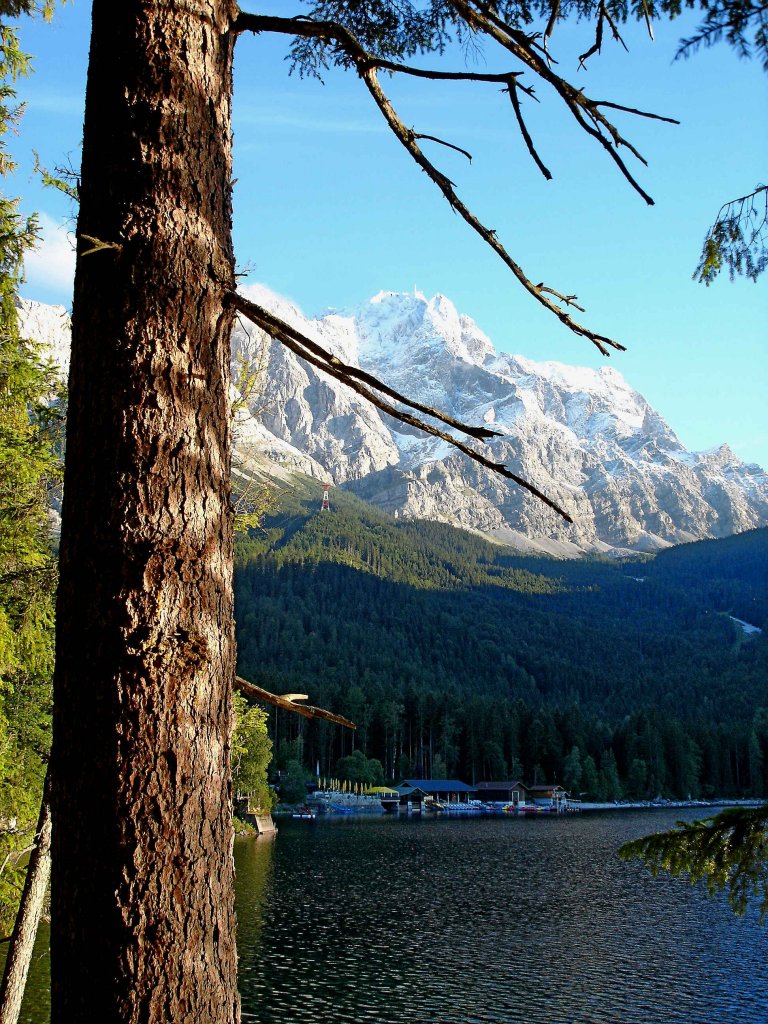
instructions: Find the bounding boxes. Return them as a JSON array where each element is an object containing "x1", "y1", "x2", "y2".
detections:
[
  {"x1": 473, "y1": 780, "x2": 531, "y2": 804},
  {"x1": 396, "y1": 779, "x2": 476, "y2": 806},
  {"x1": 527, "y1": 784, "x2": 568, "y2": 811}
]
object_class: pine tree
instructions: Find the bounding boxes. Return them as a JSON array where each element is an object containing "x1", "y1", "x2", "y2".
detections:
[
  {"x1": 0, "y1": 0, "x2": 60, "y2": 932},
  {"x1": 0, "y1": 6, "x2": 61, "y2": 1022}
]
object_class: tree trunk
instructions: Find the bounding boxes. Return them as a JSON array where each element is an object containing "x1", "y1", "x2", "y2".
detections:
[
  {"x1": 51, "y1": 2, "x2": 240, "y2": 1021},
  {"x1": 0, "y1": 774, "x2": 52, "y2": 1024}
]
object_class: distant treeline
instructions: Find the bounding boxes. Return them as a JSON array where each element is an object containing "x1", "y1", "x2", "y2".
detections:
[{"x1": 234, "y1": 484, "x2": 768, "y2": 800}]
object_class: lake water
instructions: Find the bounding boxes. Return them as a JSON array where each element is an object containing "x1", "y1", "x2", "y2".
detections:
[{"x1": 8, "y1": 809, "x2": 768, "y2": 1023}]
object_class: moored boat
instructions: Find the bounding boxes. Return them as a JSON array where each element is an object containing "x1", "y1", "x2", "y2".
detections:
[{"x1": 292, "y1": 806, "x2": 317, "y2": 820}]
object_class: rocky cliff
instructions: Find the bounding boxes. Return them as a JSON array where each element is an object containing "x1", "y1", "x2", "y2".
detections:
[{"x1": 20, "y1": 289, "x2": 768, "y2": 557}]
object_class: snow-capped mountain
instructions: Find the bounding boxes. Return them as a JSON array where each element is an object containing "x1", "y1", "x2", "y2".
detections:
[
  {"x1": 18, "y1": 289, "x2": 768, "y2": 557},
  {"x1": 230, "y1": 285, "x2": 768, "y2": 556}
]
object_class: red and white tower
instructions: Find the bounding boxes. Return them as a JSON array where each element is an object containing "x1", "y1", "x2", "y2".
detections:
[{"x1": 321, "y1": 482, "x2": 331, "y2": 511}]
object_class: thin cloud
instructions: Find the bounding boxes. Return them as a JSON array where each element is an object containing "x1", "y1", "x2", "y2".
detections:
[
  {"x1": 24, "y1": 213, "x2": 76, "y2": 298},
  {"x1": 24, "y1": 90, "x2": 85, "y2": 118}
]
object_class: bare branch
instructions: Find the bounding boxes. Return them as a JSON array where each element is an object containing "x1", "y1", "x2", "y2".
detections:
[
  {"x1": 361, "y1": 65, "x2": 624, "y2": 354},
  {"x1": 235, "y1": 10, "x2": 626, "y2": 355},
  {"x1": 231, "y1": 292, "x2": 500, "y2": 440},
  {"x1": 641, "y1": 0, "x2": 656, "y2": 42},
  {"x1": 414, "y1": 132, "x2": 473, "y2": 162},
  {"x1": 450, "y1": 0, "x2": 658, "y2": 204},
  {"x1": 234, "y1": 13, "x2": 517, "y2": 85},
  {"x1": 230, "y1": 293, "x2": 575, "y2": 522},
  {"x1": 506, "y1": 82, "x2": 552, "y2": 180},
  {"x1": 544, "y1": 0, "x2": 561, "y2": 41},
  {"x1": 593, "y1": 100, "x2": 679, "y2": 126},
  {"x1": 542, "y1": 0, "x2": 561, "y2": 67},
  {"x1": 235, "y1": 676, "x2": 356, "y2": 729},
  {"x1": 77, "y1": 233, "x2": 122, "y2": 258},
  {"x1": 601, "y1": 4, "x2": 630, "y2": 53},
  {"x1": 538, "y1": 285, "x2": 585, "y2": 312},
  {"x1": 578, "y1": 2, "x2": 605, "y2": 69}
]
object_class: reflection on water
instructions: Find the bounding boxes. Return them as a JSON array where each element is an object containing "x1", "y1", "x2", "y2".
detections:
[
  {"x1": 235, "y1": 832, "x2": 276, "y2": 959},
  {"x1": 237, "y1": 810, "x2": 768, "y2": 1024},
  {"x1": 4, "y1": 811, "x2": 766, "y2": 1023}
]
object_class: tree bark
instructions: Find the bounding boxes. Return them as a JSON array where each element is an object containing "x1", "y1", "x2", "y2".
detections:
[
  {"x1": 51, "y1": 2, "x2": 240, "y2": 1021},
  {"x1": 0, "y1": 774, "x2": 52, "y2": 1024}
]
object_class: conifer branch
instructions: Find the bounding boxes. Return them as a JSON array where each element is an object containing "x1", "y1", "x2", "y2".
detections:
[
  {"x1": 620, "y1": 806, "x2": 768, "y2": 921},
  {"x1": 694, "y1": 183, "x2": 768, "y2": 283}
]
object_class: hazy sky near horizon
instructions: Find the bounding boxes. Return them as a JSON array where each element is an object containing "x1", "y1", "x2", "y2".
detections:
[{"x1": 10, "y1": 1, "x2": 768, "y2": 466}]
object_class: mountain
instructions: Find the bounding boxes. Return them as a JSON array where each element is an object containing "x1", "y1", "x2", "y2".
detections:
[
  {"x1": 18, "y1": 289, "x2": 768, "y2": 557},
  {"x1": 16, "y1": 297, "x2": 71, "y2": 375},
  {"x1": 15, "y1": 294, "x2": 768, "y2": 794},
  {"x1": 230, "y1": 285, "x2": 768, "y2": 557}
]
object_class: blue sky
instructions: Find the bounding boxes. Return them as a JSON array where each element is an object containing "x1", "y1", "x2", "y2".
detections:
[{"x1": 10, "y1": 1, "x2": 768, "y2": 466}]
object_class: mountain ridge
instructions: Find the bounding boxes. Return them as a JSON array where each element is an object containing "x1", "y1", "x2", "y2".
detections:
[
  {"x1": 18, "y1": 289, "x2": 768, "y2": 557},
  {"x1": 230, "y1": 284, "x2": 768, "y2": 556}
]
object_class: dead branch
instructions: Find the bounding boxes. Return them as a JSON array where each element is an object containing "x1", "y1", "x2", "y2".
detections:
[
  {"x1": 450, "y1": 0, "x2": 660, "y2": 203},
  {"x1": 592, "y1": 100, "x2": 679, "y2": 125},
  {"x1": 234, "y1": 10, "x2": 628, "y2": 355},
  {"x1": 578, "y1": 1, "x2": 605, "y2": 69},
  {"x1": 234, "y1": 14, "x2": 520, "y2": 86},
  {"x1": 544, "y1": 0, "x2": 561, "y2": 41},
  {"x1": 229, "y1": 293, "x2": 574, "y2": 523},
  {"x1": 538, "y1": 285, "x2": 584, "y2": 311},
  {"x1": 602, "y1": 4, "x2": 630, "y2": 53},
  {"x1": 507, "y1": 82, "x2": 552, "y2": 180},
  {"x1": 0, "y1": 775, "x2": 51, "y2": 1024},
  {"x1": 361, "y1": 65, "x2": 623, "y2": 356},
  {"x1": 235, "y1": 676, "x2": 356, "y2": 729},
  {"x1": 231, "y1": 292, "x2": 499, "y2": 440},
  {"x1": 640, "y1": 0, "x2": 655, "y2": 41},
  {"x1": 414, "y1": 132, "x2": 473, "y2": 162}
]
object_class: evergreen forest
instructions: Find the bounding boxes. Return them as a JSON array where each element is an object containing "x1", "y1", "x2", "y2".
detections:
[{"x1": 234, "y1": 481, "x2": 768, "y2": 802}]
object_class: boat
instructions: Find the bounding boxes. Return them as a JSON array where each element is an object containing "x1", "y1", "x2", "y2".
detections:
[
  {"x1": 292, "y1": 806, "x2": 316, "y2": 820},
  {"x1": 437, "y1": 801, "x2": 482, "y2": 816}
]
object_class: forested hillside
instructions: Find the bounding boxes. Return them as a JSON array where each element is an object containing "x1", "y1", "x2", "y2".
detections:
[{"x1": 234, "y1": 481, "x2": 768, "y2": 800}]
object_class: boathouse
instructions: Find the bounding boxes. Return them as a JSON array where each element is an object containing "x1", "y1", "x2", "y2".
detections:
[
  {"x1": 474, "y1": 780, "x2": 531, "y2": 805},
  {"x1": 397, "y1": 779, "x2": 476, "y2": 808},
  {"x1": 528, "y1": 784, "x2": 568, "y2": 812}
]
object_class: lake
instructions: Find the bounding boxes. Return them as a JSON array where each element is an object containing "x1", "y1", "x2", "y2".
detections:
[{"x1": 8, "y1": 809, "x2": 768, "y2": 1022}]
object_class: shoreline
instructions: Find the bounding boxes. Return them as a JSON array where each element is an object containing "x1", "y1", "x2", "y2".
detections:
[{"x1": 577, "y1": 798, "x2": 766, "y2": 812}]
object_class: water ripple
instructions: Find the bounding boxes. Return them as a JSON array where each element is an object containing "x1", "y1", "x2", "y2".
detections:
[{"x1": 235, "y1": 811, "x2": 768, "y2": 1024}]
